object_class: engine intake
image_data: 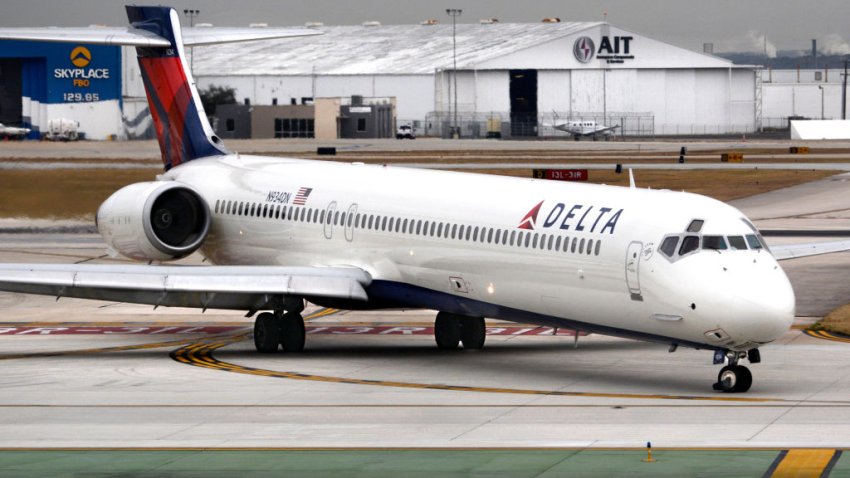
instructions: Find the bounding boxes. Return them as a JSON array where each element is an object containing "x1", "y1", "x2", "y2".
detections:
[{"x1": 97, "y1": 181, "x2": 210, "y2": 261}]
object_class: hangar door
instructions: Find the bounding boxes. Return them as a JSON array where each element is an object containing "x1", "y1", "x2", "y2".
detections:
[
  {"x1": 509, "y1": 69, "x2": 537, "y2": 137},
  {"x1": 0, "y1": 59, "x2": 22, "y2": 127}
]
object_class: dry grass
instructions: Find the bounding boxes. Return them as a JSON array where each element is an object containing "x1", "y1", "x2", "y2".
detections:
[
  {"x1": 0, "y1": 169, "x2": 157, "y2": 220},
  {"x1": 0, "y1": 166, "x2": 839, "y2": 219},
  {"x1": 463, "y1": 168, "x2": 838, "y2": 202},
  {"x1": 816, "y1": 304, "x2": 850, "y2": 336}
]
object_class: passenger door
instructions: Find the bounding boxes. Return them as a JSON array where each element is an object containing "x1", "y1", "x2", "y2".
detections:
[{"x1": 625, "y1": 241, "x2": 643, "y2": 300}]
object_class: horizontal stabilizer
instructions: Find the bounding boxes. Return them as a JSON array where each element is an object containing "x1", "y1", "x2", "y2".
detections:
[{"x1": 0, "y1": 26, "x2": 321, "y2": 47}]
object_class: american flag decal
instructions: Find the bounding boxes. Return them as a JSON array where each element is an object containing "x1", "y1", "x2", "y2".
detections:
[{"x1": 293, "y1": 187, "x2": 313, "y2": 205}]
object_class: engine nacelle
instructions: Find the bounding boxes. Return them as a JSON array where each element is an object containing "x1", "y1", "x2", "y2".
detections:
[{"x1": 96, "y1": 181, "x2": 211, "y2": 261}]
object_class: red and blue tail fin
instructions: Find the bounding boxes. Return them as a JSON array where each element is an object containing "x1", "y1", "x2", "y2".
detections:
[{"x1": 126, "y1": 6, "x2": 227, "y2": 170}]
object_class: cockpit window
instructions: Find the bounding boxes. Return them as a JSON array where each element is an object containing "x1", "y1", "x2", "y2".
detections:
[
  {"x1": 660, "y1": 236, "x2": 679, "y2": 258},
  {"x1": 746, "y1": 234, "x2": 764, "y2": 250},
  {"x1": 679, "y1": 235, "x2": 700, "y2": 255},
  {"x1": 728, "y1": 235, "x2": 747, "y2": 250},
  {"x1": 687, "y1": 219, "x2": 704, "y2": 233},
  {"x1": 702, "y1": 235, "x2": 728, "y2": 250}
]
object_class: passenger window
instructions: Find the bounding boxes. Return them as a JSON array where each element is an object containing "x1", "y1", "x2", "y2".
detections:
[
  {"x1": 487, "y1": 229, "x2": 494, "y2": 243},
  {"x1": 702, "y1": 235, "x2": 727, "y2": 250},
  {"x1": 660, "y1": 236, "x2": 679, "y2": 257},
  {"x1": 687, "y1": 219, "x2": 704, "y2": 233},
  {"x1": 571, "y1": 238, "x2": 577, "y2": 253},
  {"x1": 510, "y1": 231, "x2": 516, "y2": 246},
  {"x1": 548, "y1": 235, "x2": 554, "y2": 250},
  {"x1": 524, "y1": 233, "x2": 531, "y2": 248},
  {"x1": 746, "y1": 234, "x2": 763, "y2": 250},
  {"x1": 594, "y1": 240, "x2": 601, "y2": 256},
  {"x1": 586, "y1": 239, "x2": 593, "y2": 254},
  {"x1": 532, "y1": 234, "x2": 539, "y2": 248},
  {"x1": 382, "y1": 217, "x2": 388, "y2": 231},
  {"x1": 579, "y1": 238, "x2": 585, "y2": 254},
  {"x1": 679, "y1": 235, "x2": 700, "y2": 255},
  {"x1": 728, "y1": 235, "x2": 747, "y2": 250},
  {"x1": 472, "y1": 227, "x2": 479, "y2": 241}
]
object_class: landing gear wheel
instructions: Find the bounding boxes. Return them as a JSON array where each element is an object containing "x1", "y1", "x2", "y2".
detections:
[
  {"x1": 280, "y1": 312, "x2": 306, "y2": 352},
  {"x1": 713, "y1": 365, "x2": 753, "y2": 393},
  {"x1": 253, "y1": 312, "x2": 280, "y2": 353},
  {"x1": 434, "y1": 312, "x2": 461, "y2": 349},
  {"x1": 460, "y1": 317, "x2": 486, "y2": 350}
]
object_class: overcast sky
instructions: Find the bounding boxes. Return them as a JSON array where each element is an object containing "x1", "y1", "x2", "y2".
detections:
[{"x1": 2, "y1": 0, "x2": 849, "y2": 55}]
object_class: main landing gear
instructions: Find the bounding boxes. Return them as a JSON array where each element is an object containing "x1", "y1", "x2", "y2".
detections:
[
  {"x1": 253, "y1": 297, "x2": 306, "y2": 353},
  {"x1": 434, "y1": 311, "x2": 486, "y2": 350},
  {"x1": 713, "y1": 348, "x2": 760, "y2": 393}
]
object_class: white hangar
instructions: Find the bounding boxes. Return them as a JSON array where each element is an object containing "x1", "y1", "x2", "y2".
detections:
[{"x1": 190, "y1": 20, "x2": 761, "y2": 138}]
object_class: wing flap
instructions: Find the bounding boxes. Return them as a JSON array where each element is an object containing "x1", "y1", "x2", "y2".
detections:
[{"x1": 0, "y1": 264, "x2": 370, "y2": 309}]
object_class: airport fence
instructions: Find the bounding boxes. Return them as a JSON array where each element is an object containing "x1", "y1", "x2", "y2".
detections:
[{"x1": 422, "y1": 111, "x2": 656, "y2": 139}]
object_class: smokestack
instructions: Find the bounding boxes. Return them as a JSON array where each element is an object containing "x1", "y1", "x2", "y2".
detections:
[{"x1": 813, "y1": 39, "x2": 818, "y2": 68}]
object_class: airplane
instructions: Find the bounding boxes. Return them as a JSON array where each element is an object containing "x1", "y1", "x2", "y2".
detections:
[
  {"x1": 1, "y1": 5, "x2": 849, "y2": 394},
  {"x1": 0, "y1": 123, "x2": 31, "y2": 140},
  {"x1": 548, "y1": 113, "x2": 619, "y2": 141}
]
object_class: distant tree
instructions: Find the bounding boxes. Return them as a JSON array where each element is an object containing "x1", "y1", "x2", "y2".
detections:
[{"x1": 198, "y1": 85, "x2": 236, "y2": 116}]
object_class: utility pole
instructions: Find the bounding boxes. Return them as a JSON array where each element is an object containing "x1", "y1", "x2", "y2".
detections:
[
  {"x1": 446, "y1": 8, "x2": 462, "y2": 138},
  {"x1": 183, "y1": 9, "x2": 200, "y2": 74},
  {"x1": 843, "y1": 57, "x2": 848, "y2": 120}
]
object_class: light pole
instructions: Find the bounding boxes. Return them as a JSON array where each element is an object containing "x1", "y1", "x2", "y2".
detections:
[
  {"x1": 818, "y1": 85, "x2": 825, "y2": 120},
  {"x1": 183, "y1": 9, "x2": 200, "y2": 74},
  {"x1": 446, "y1": 8, "x2": 462, "y2": 138}
]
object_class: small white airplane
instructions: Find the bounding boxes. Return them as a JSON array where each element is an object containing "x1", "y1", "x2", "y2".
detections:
[
  {"x1": 549, "y1": 115, "x2": 619, "y2": 141},
  {"x1": 1, "y1": 6, "x2": 848, "y2": 393},
  {"x1": 0, "y1": 123, "x2": 31, "y2": 140}
]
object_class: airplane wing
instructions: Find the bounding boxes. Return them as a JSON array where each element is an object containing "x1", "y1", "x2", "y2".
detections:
[
  {"x1": 0, "y1": 264, "x2": 370, "y2": 310},
  {"x1": 0, "y1": 26, "x2": 321, "y2": 47},
  {"x1": 770, "y1": 239, "x2": 850, "y2": 261}
]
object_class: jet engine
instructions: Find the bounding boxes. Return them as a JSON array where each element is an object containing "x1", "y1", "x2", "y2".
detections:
[{"x1": 96, "y1": 181, "x2": 210, "y2": 261}]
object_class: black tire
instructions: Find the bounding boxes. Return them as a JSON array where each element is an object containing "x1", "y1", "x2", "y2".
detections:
[
  {"x1": 253, "y1": 312, "x2": 280, "y2": 353},
  {"x1": 460, "y1": 316, "x2": 486, "y2": 350},
  {"x1": 280, "y1": 313, "x2": 306, "y2": 352},
  {"x1": 732, "y1": 365, "x2": 752, "y2": 393},
  {"x1": 715, "y1": 365, "x2": 753, "y2": 393},
  {"x1": 434, "y1": 312, "x2": 460, "y2": 349}
]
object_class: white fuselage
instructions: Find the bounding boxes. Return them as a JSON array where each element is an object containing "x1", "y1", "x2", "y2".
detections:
[
  {"x1": 163, "y1": 154, "x2": 795, "y2": 352},
  {"x1": 553, "y1": 121, "x2": 613, "y2": 137}
]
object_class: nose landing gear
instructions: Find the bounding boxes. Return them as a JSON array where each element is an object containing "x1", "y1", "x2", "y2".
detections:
[{"x1": 712, "y1": 349, "x2": 758, "y2": 393}]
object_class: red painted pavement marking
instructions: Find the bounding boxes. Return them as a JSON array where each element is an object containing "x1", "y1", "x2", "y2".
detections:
[
  {"x1": 0, "y1": 325, "x2": 587, "y2": 336},
  {"x1": 0, "y1": 326, "x2": 244, "y2": 335}
]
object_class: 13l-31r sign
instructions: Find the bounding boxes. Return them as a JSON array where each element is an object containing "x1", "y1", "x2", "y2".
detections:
[{"x1": 533, "y1": 169, "x2": 588, "y2": 181}]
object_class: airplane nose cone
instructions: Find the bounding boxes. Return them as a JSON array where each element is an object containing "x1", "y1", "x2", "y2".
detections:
[{"x1": 730, "y1": 264, "x2": 795, "y2": 344}]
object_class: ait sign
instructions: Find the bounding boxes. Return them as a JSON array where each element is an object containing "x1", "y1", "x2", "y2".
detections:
[{"x1": 573, "y1": 35, "x2": 635, "y2": 64}]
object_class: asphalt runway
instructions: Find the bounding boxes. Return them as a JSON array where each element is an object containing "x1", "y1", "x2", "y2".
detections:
[{"x1": 2, "y1": 143, "x2": 850, "y2": 475}]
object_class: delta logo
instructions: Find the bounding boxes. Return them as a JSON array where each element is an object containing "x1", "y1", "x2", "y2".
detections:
[{"x1": 518, "y1": 201, "x2": 624, "y2": 235}]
